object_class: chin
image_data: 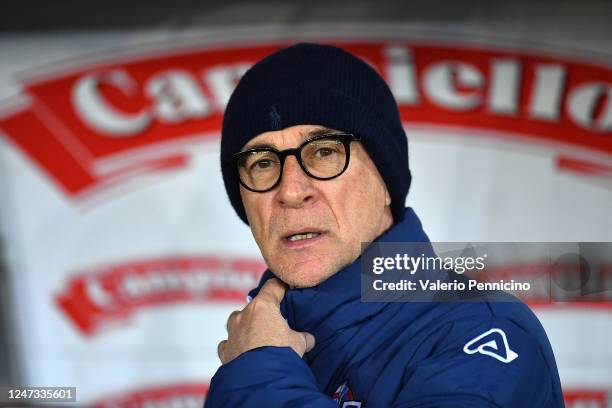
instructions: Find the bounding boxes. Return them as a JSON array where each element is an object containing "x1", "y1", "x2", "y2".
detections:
[{"x1": 274, "y1": 263, "x2": 337, "y2": 289}]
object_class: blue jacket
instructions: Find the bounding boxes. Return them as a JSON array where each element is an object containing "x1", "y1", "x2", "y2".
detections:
[{"x1": 205, "y1": 208, "x2": 565, "y2": 407}]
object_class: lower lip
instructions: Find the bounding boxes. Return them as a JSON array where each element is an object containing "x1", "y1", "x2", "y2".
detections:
[{"x1": 282, "y1": 233, "x2": 325, "y2": 249}]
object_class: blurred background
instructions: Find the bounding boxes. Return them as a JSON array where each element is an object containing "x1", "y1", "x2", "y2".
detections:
[{"x1": 0, "y1": 0, "x2": 611, "y2": 406}]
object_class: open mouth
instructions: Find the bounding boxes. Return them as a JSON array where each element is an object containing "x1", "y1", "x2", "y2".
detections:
[{"x1": 286, "y1": 232, "x2": 321, "y2": 242}]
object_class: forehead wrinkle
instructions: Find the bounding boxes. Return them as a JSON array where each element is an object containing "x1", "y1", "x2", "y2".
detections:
[
  {"x1": 300, "y1": 126, "x2": 336, "y2": 140},
  {"x1": 242, "y1": 125, "x2": 337, "y2": 150}
]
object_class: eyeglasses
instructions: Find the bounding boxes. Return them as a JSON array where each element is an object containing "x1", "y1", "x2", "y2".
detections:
[{"x1": 234, "y1": 132, "x2": 361, "y2": 192}]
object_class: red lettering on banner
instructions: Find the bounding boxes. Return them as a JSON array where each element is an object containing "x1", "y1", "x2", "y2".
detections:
[
  {"x1": 91, "y1": 382, "x2": 209, "y2": 408},
  {"x1": 564, "y1": 389, "x2": 611, "y2": 408},
  {"x1": 55, "y1": 256, "x2": 265, "y2": 336},
  {"x1": 1, "y1": 40, "x2": 611, "y2": 200}
]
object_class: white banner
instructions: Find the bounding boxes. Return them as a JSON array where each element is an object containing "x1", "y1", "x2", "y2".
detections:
[{"x1": 0, "y1": 27, "x2": 610, "y2": 406}]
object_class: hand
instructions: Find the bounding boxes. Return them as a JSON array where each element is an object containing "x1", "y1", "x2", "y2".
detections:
[{"x1": 217, "y1": 278, "x2": 316, "y2": 364}]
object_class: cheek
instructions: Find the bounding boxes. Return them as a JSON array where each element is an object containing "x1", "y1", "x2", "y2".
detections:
[
  {"x1": 349, "y1": 168, "x2": 388, "y2": 239},
  {"x1": 334, "y1": 171, "x2": 383, "y2": 243},
  {"x1": 241, "y1": 191, "x2": 271, "y2": 244}
]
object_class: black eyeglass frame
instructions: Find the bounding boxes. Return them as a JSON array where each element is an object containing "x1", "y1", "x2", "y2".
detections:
[{"x1": 233, "y1": 132, "x2": 361, "y2": 193}]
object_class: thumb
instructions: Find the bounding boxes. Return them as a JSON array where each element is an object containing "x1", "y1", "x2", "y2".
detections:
[
  {"x1": 258, "y1": 277, "x2": 287, "y2": 305},
  {"x1": 299, "y1": 331, "x2": 316, "y2": 353}
]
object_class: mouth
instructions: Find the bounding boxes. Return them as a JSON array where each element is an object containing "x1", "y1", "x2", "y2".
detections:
[
  {"x1": 287, "y1": 232, "x2": 321, "y2": 241},
  {"x1": 281, "y1": 230, "x2": 325, "y2": 248}
]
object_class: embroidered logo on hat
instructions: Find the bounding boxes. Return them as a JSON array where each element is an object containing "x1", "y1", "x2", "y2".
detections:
[{"x1": 269, "y1": 106, "x2": 282, "y2": 130}]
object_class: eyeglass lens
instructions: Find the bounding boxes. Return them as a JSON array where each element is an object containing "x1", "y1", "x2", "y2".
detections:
[{"x1": 237, "y1": 137, "x2": 348, "y2": 191}]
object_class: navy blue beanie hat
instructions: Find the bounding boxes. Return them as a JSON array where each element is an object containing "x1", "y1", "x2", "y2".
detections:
[{"x1": 221, "y1": 42, "x2": 411, "y2": 224}]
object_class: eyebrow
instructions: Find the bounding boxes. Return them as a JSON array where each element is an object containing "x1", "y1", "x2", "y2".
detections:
[{"x1": 243, "y1": 127, "x2": 337, "y2": 150}]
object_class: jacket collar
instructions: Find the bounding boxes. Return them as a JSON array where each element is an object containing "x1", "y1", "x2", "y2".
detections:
[{"x1": 248, "y1": 207, "x2": 430, "y2": 344}]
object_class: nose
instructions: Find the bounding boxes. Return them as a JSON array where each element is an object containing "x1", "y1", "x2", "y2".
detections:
[{"x1": 275, "y1": 155, "x2": 316, "y2": 209}]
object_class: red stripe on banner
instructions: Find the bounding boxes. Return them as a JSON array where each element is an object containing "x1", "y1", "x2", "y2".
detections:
[
  {"x1": 0, "y1": 105, "x2": 98, "y2": 195},
  {"x1": 557, "y1": 155, "x2": 612, "y2": 178}
]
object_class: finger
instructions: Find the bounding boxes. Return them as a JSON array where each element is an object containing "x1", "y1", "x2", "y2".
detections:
[
  {"x1": 257, "y1": 277, "x2": 287, "y2": 305},
  {"x1": 226, "y1": 310, "x2": 241, "y2": 332},
  {"x1": 291, "y1": 331, "x2": 316, "y2": 356},
  {"x1": 302, "y1": 332, "x2": 316, "y2": 353},
  {"x1": 217, "y1": 340, "x2": 227, "y2": 363}
]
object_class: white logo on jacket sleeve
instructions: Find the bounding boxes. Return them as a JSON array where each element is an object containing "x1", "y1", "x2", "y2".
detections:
[{"x1": 463, "y1": 328, "x2": 519, "y2": 363}]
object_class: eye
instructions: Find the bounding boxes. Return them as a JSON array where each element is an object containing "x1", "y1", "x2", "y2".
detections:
[
  {"x1": 249, "y1": 157, "x2": 279, "y2": 173},
  {"x1": 252, "y1": 159, "x2": 274, "y2": 169},
  {"x1": 308, "y1": 140, "x2": 343, "y2": 159},
  {"x1": 240, "y1": 150, "x2": 278, "y2": 172},
  {"x1": 315, "y1": 147, "x2": 336, "y2": 157}
]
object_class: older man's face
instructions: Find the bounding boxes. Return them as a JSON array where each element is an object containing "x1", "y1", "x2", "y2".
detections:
[{"x1": 239, "y1": 124, "x2": 394, "y2": 288}]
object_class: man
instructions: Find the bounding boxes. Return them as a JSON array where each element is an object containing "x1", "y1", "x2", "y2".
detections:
[{"x1": 205, "y1": 42, "x2": 564, "y2": 407}]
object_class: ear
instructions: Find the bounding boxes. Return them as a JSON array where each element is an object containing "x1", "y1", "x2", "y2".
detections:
[{"x1": 384, "y1": 186, "x2": 392, "y2": 207}]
